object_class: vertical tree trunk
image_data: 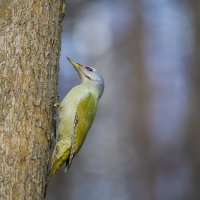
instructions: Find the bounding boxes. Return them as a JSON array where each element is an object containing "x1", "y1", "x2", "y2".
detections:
[
  {"x1": 184, "y1": 1, "x2": 200, "y2": 199},
  {"x1": 0, "y1": 0, "x2": 63, "y2": 199},
  {"x1": 131, "y1": 1, "x2": 155, "y2": 199}
]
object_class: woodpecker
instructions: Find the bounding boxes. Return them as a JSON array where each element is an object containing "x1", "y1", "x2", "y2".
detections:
[{"x1": 48, "y1": 57, "x2": 104, "y2": 178}]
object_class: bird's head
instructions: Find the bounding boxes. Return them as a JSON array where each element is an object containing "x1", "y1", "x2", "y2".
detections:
[
  {"x1": 67, "y1": 57, "x2": 104, "y2": 95},
  {"x1": 67, "y1": 57, "x2": 104, "y2": 98}
]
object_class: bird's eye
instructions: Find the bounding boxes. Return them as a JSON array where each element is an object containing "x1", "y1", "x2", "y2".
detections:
[{"x1": 85, "y1": 66, "x2": 93, "y2": 72}]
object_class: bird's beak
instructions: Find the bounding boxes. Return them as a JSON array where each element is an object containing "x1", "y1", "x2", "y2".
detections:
[
  {"x1": 67, "y1": 57, "x2": 85, "y2": 79},
  {"x1": 67, "y1": 57, "x2": 80, "y2": 70}
]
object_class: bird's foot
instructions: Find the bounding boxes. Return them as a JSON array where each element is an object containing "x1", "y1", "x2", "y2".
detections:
[{"x1": 53, "y1": 102, "x2": 60, "y2": 108}]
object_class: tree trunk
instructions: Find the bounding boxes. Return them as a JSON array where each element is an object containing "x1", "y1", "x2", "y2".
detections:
[
  {"x1": 184, "y1": 1, "x2": 200, "y2": 199},
  {"x1": 0, "y1": 0, "x2": 63, "y2": 199}
]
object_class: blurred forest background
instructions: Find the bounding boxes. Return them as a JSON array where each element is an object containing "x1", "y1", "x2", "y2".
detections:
[{"x1": 47, "y1": 0, "x2": 200, "y2": 200}]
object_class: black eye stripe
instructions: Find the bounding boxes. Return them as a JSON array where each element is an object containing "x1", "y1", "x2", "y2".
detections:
[{"x1": 85, "y1": 66, "x2": 93, "y2": 71}]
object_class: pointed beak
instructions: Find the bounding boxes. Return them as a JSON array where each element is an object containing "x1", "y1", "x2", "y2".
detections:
[
  {"x1": 66, "y1": 57, "x2": 85, "y2": 78},
  {"x1": 66, "y1": 57, "x2": 79, "y2": 69},
  {"x1": 66, "y1": 57, "x2": 85, "y2": 79}
]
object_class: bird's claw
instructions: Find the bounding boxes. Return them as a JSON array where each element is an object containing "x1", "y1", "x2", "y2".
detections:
[{"x1": 53, "y1": 102, "x2": 60, "y2": 108}]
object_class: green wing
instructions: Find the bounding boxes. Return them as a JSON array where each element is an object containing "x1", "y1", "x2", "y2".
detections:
[
  {"x1": 57, "y1": 85, "x2": 97, "y2": 141},
  {"x1": 74, "y1": 91, "x2": 97, "y2": 154}
]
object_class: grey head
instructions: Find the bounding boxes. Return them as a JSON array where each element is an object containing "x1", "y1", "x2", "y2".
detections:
[{"x1": 67, "y1": 57, "x2": 104, "y2": 99}]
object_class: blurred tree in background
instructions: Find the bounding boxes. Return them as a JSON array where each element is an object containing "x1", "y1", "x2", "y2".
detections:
[{"x1": 47, "y1": 0, "x2": 200, "y2": 200}]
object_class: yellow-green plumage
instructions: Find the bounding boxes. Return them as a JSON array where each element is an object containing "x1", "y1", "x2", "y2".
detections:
[{"x1": 49, "y1": 58, "x2": 104, "y2": 179}]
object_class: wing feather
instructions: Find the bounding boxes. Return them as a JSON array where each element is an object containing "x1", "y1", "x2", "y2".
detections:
[{"x1": 73, "y1": 91, "x2": 97, "y2": 154}]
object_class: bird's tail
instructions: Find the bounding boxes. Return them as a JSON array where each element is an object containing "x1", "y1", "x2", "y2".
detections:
[
  {"x1": 44, "y1": 138, "x2": 71, "y2": 198},
  {"x1": 47, "y1": 138, "x2": 71, "y2": 179}
]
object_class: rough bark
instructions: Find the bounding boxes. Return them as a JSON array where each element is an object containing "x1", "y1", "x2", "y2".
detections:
[{"x1": 0, "y1": 0, "x2": 63, "y2": 199}]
